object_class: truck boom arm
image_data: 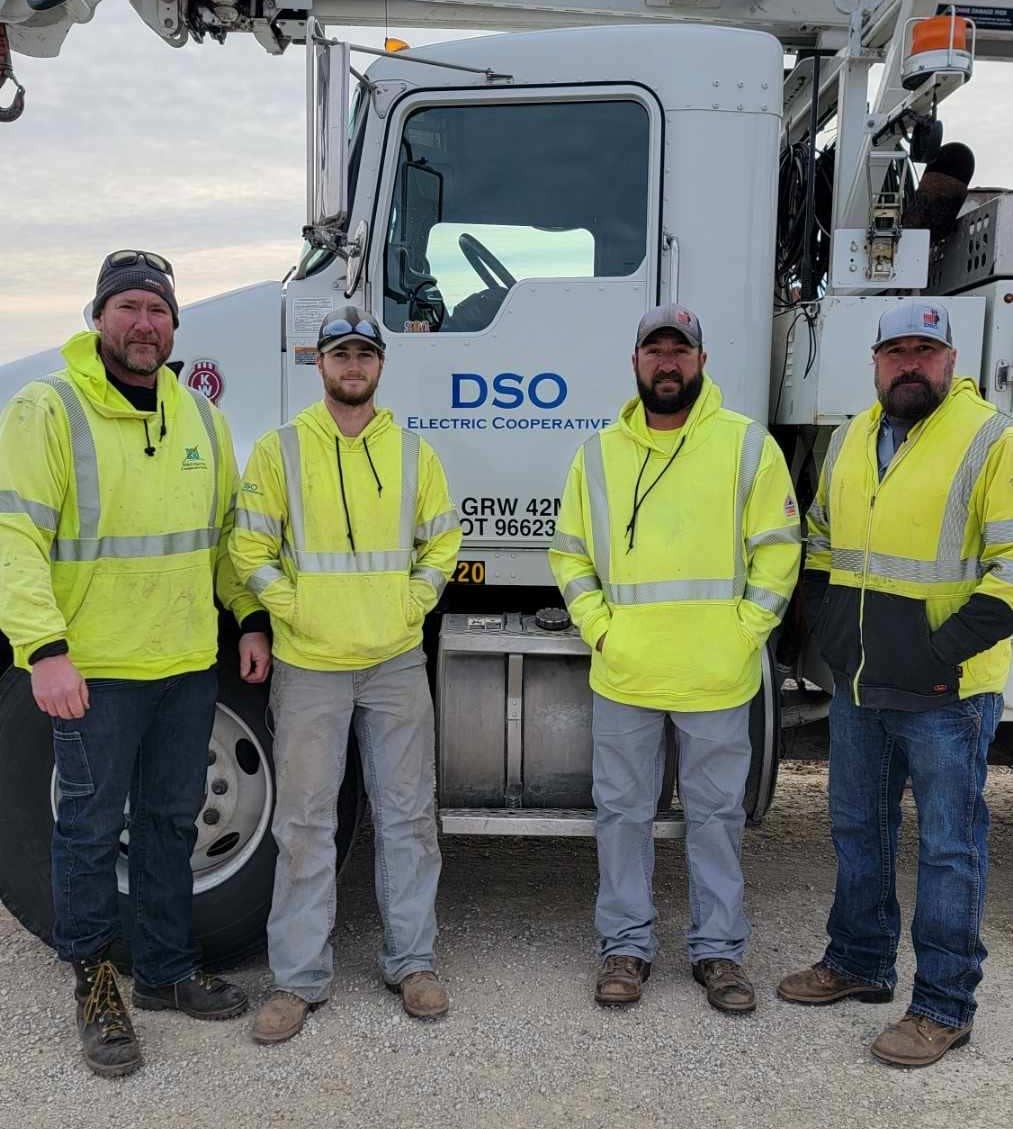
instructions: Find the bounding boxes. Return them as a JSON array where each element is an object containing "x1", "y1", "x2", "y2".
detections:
[{"x1": 6, "y1": 1, "x2": 1013, "y2": 60}]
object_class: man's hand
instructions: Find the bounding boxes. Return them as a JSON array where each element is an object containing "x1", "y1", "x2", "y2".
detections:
[
  {"x1": 239, "y1": 632, "x2": 272, "y2": 684},
  {"x1": 31, "y1": 655, "x2": 89, "y2": 719},
  {"x1": 596, "y1": 633, "x2": 607, "y2": 653}
]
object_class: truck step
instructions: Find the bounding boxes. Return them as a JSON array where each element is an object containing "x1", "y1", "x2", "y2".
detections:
[{"x1": 439, "y1": 807, "x2": 685, "y2": 838}]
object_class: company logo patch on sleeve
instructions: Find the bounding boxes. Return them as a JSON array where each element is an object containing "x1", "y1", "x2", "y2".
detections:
[
  {"x1": 242, "y1": 481, "x2": 263, "y2": 495},
  {"x1": 784, "y1": 494, "x2": 798, "y2": 518}
]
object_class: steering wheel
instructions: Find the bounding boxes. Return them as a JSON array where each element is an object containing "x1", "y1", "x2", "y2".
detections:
[{"x1": 459, "y1": 233, "x2": 517, "y2": 291}]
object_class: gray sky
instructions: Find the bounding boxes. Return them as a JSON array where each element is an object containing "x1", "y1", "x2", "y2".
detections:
[{"x1": 2, "y1": 4, "x2": 1012, "y2": 364}]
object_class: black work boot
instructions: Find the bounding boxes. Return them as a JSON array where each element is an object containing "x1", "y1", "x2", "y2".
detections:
[
  {"x1": 73, "y1": 954, "x2": 142, "y2": 1078},
  {"x1": 133, "y1": 970, "x2": 248, "y2": 1020}
]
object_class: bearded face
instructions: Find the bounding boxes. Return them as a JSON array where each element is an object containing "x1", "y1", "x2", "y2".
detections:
[
  {"x1": 874, "y1": 338, "x2": 955, "y2": 422},
  {"x1": 633, "y1": 331, "x2": 706, "y2": 417}
]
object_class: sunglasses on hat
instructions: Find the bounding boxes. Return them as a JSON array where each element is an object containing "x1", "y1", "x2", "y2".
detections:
[
  {"x1": 101, "y1": 249, "x2": 175, "y2": 283},
  {"x1": 319, "y1": 317, "x2": 381, "y2": 341}
]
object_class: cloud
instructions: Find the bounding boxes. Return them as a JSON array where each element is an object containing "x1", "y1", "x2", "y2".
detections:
[{"x1": 2, "y1": 8, "x2": 1012, "y2": 365}]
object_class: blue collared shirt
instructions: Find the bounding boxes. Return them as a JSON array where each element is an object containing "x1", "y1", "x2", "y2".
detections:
[{"x1": 877, "y1": 415, "x2": 913, "y2": 480}]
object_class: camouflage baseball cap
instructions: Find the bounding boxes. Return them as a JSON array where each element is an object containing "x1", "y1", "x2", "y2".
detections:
[{"x1": 636, "y1": 304, "x2": 703, "y2": 349}]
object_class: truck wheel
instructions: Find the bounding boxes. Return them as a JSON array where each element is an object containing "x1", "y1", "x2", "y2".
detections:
[
  {"x1": 744, "y1": 642, "x2": 781, "y2": 823},
  {"x1": 0, "y1": 661, "x2": 365, "y2": 970}
]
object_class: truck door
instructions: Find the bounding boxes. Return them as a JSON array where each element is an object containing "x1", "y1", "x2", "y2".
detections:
[{"x1": 367, "y1": 87, "x2": 662, "y2": 585}]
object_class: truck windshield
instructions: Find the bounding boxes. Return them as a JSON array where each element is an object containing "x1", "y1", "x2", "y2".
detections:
[{"x1": 384, "y1": 98, "x2": 650, "y2": 334}]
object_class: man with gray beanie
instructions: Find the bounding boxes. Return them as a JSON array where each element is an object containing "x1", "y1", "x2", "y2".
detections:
[
  {"x1": 0, "y1": 250, "x2": 272, "y2": 1077},
  {"x1": 778, "y1": 300, "x2": 1013, "y2": 1068}
]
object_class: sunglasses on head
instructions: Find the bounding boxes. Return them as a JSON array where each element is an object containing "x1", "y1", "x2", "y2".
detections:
[
  {"x1": 319, "y1": 317, "x2": 381, "y2": 341},
  {"x1": 102, "y1": 249, "x2": 175, "y2": 282}
]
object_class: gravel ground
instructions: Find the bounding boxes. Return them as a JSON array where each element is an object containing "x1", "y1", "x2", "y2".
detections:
[{"x1": 1, "y1": 745, "x2": 1012, "y2": 1129}]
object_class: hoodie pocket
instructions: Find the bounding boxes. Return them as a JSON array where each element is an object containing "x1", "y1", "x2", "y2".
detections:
[{"x1": 601, "y1": 604, "x2": 757, "y2": 697}]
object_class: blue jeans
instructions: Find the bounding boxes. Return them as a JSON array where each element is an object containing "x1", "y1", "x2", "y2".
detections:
[
  {"x1": 824, "y1": 688, "x2": 1002, "y2": 1028},
  {"x1": 51, "y1": 668, "x2": 217, "y2": 986}
]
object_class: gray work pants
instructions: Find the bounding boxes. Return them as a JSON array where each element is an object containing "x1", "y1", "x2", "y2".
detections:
[
  {"x1": 592, "y1": 693, "x2": 753, "y2": 965},
  {"x1": 266, "y1": 647, "x2": 441, "y2": 1001}
]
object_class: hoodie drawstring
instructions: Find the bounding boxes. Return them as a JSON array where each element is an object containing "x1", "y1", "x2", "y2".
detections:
[
  {"x1": 335, "y1": 438, "x2": 356, "y2": 551},
  {"x1": 142, "y1": 402, "x2": 166, "y2": 457},
  {"x1": 335, "y1": 435, "x2": 384, "y2": 551},
  {"x1": 362, "y1": 437, "x2": 383, "y2": 495},
  {"x1": 625, "y1": 435, "x2": 687, "y2": 552}
]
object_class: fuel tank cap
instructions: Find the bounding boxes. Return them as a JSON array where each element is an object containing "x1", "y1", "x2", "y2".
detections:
[{"x1": 534, "y1": 607, "x2": 571, "y2": 632}]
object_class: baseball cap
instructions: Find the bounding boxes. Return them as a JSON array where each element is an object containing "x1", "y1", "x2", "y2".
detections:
[
  {"x1": 873, "y1": 300, "x2": 952, "y2": 351},
  {"x1": 317, "y1": 306, "x2": 386, "y2": 354},
  {"x1": 635, "y1": 304, "x2": 703, "y2": 349}
]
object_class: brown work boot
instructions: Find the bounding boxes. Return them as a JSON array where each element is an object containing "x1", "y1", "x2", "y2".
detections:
[
  {"x1": 777, "y1": 962, "x2": 893, "y2": 1006},
  {"x1": 251, "y1": 991, "x2": 311, "y2": 1045},
  {"x1": 692, "y1": 959, "x2": 756, "y2": 1014},
  {"x1": 871, "y1": 1013, "x2": 972, "y2": 1068},
  {"x1": 390, "y1": 971, "x2": 449, "y2": 1019},
  {"x1": 595, "y1": 955, "x2": 651, "y2": 1007}
]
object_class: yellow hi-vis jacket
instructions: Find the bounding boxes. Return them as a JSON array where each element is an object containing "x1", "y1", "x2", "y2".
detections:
[
  {"x1": 549, "y1": 377, "x2": 802, "y2": 711},
  {"x1": 805, "y1": 377, "x2": 1013, "y2": 710},
  {"x1": 229, "y1": 402, "x2": 461, "y2": 672},
  {"x1": 0, "y1": 331, "x2": 260, "y2": 678}
]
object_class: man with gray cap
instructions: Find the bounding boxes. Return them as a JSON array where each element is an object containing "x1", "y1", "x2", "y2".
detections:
[
  {"x1": 778, "y1": 299, "x2": 1013, "y2": 1068},
  {"x1": 230, "y1": 307, "x2": 461, "y2": 1042},
  {"x1": 550, "y1": 303, "x2": 801, "y2": 1012},
  {"x1": 0, "y1": 250, "x2": 270, "y2": 1077}
]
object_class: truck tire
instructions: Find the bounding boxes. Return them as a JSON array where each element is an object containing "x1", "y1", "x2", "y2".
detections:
[
  {"x1": 0, "y1": 659, "x2": 365, "y2": 970},
  {"x1": 744, "y1": 643, "x2": 781, "y2": 823}
]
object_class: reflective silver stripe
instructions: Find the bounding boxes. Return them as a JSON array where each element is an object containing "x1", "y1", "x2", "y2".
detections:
[
  {"x1": 39, "y1": 378, "x2": 100, "y2": 539},
  {"x1": 562, "y1": 574, "x2": 602, "y2": 606},
  {"x1": 807, "y1": 533, "x2": 831, "y2": 554},
  {"x1": 735, "y1": 423, "x2": 766, "y2": 583},
  {"x1": 293, "y1": 549, "x2": 412, "y2": 573},
  {"x1": 401, "y1": 430, "x2": 420, "y2": 549},
  {"x1": 551, "y1": 530, "x2": 588, "y2": 557},
  {"x1": 807, "y1": 501, "x2": 827, "y2": 528},
  {"x1": 984, "y1": 519, "x2": 1013, "y2": 545},
  {"x1": 746, "y1": 526, "x2": 802, "y2": 552},
  {"x1": 583, "y1": 434, "x2": 611, "y2": 581},
  {"x1": 235, "y1": 508, "x2": 283, "y2": 539},
  {"x1": 188, "y1": 389, "x2": 220, "y2": 527},
  {"x1": 938, "y1": 413, "x2": 1011, "y2": 560},
  {"x1": 411, "y1": 565, "x2": 446, "y2": 597},
  {"x1": 743, "y1": 583, "x2": 790, "y2": 618},
  {"x1": 832, "y1": 547, "x2": 979, "y2": 583},
  {"x1": 278, "y1": 424, "x2": 305, "y2": 550},
  {"x1": 606, "y1": 578, "x2": 738, "y2": 605},
  {"x1": 820, "y1": 421, "x2": 851, "y2": 525},
  {"x1": 0, "y1": 490, "x2": 59, "y2": 532},
  {"x1": 51, "y1": 527, "x2": 219, "y2": 562},
  {"x1": 249, "y1": 564, "x2": 287, "y2": 596},
  {"x1": 990, "y1": 558, "x2": 1013, "y2": 584},
  {"x1": 415, "y1": 508, "x2": 459, "y2": 545}
]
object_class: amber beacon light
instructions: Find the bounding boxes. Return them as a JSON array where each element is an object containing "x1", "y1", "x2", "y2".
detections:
[{"x1": 901, "y1": 9, "x2": 975, "y2": 90}]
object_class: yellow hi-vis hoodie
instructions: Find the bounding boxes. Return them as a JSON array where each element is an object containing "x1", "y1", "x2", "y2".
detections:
[
  {"x1": 229, "y1": 402, "x2": 461, "y2": 671},
  {"x1": 549, "y1": 376, "x2": 802, "y2": 711},
  {"x1": 0, "y1": 331, "x2": 261, "y2": 678}
]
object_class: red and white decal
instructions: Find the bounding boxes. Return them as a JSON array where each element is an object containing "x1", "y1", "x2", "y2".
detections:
[{"x1": 186, "y1": 359, "x2": 224, "y2": 404}]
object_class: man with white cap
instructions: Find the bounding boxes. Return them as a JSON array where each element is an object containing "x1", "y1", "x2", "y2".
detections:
[
  {"x1": 778, "y1": 300, "x2": 1013, "y2": 1067},
  {"x1": 550, "y1": 303, "x2": 801, "y2": 1012}
]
